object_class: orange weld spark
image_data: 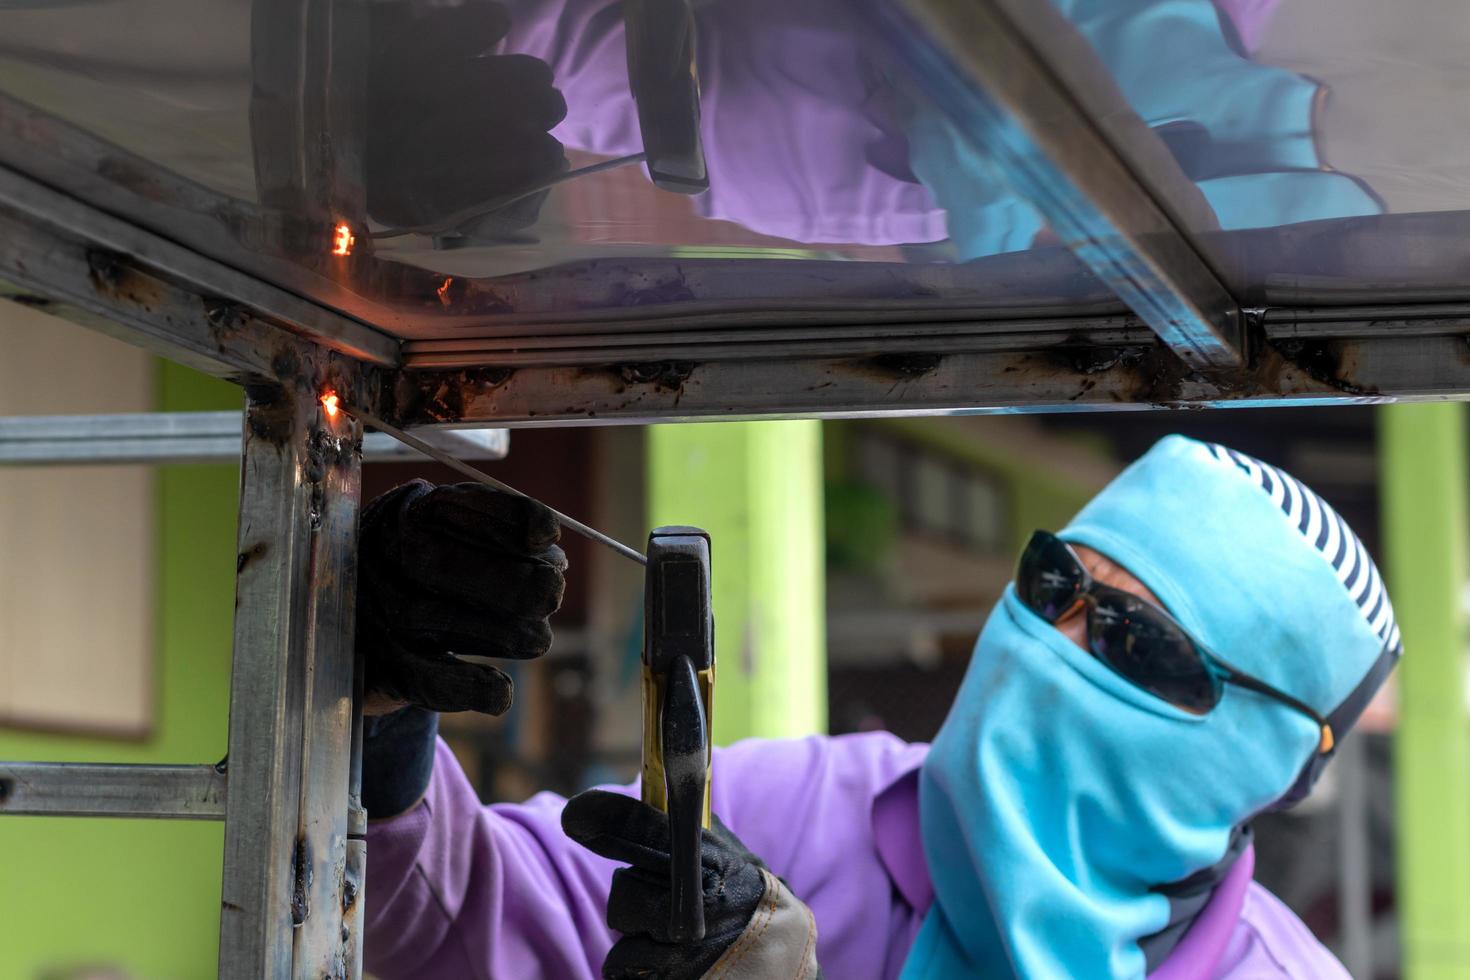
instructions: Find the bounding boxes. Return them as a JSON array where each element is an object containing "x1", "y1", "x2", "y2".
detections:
[{"x1": 331, "y1": 224, "x2": 355, "y2": 256}]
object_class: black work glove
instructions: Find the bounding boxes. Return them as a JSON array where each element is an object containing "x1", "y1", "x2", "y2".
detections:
[
  {"x1": 357, "y1": 479, "x2": 566, "y2": 717},
  {"x1": 366, "y1": 0, "x2": 568, "y2": 236},
  {"x1": 563, "y1": 791, "x2": 823, "y2": 980}
]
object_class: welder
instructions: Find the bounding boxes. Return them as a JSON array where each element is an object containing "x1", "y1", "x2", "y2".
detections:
[{"x1": 357, "y1": 435, "x2": 1397, "y2": 978}]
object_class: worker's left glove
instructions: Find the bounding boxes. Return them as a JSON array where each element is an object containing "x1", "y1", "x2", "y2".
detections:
[
  {"x1": 357, "y1": 479, "x2": 567, "y2": 717},
  {"x1": 563, "y1": 790, "x2": 822, "y2": 980}
]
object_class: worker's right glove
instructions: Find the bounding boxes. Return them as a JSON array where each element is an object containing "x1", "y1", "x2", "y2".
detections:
[
  {"x1": 356, "y1": 479, "x2": 567, "y2": 717},
  {"x1": 563, "y1": 790, "x2": 822, "y2": 980}
]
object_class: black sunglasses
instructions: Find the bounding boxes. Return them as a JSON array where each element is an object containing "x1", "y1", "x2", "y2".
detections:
[{"x1": 1017, "y1": 530, "x2": 1333, "y2": 755}]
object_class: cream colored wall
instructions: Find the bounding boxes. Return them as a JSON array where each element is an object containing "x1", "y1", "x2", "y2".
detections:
[{"x1": 0, "y1": 304, "x2": 155, "y2": 735}]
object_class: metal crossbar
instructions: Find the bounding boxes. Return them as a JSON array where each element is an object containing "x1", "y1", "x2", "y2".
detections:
[
  {"x1": 0, "y1": 763, "x2": 228, "y2": 819},
  {"x1": 0, "y1": 411, "x2": 507, "y2": 466}
]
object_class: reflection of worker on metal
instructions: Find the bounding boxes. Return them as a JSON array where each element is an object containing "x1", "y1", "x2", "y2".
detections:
[
  {"x1": 364, "y1": 0, "x2": 571, "y2": 242},
  {"x1": 908, "y1": 0, "x2": 1383, "y2": 257},
  {"x1": 472, "y1": 0, "x2": 1380, "y2": 255},
  {"x1": 358, "y1": 435, "x2": 1397, "y2": 978}
]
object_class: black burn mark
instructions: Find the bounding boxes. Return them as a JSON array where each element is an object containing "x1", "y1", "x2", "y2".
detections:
[
  {"x1": 614, "y1": 361, "x2": 694, "y2": 391},
  {"x1": 237, "y1": 542, "x2": 268, "y2": 573},
  {"x1": 86, "y1": 248, "x2": 165, "y2": 313},
  {"x1": 1055, "y1": 337, "x2": 1126, "y2": 375},
  {"x1": 859, "y1": 353, "x2": 942, "y2": 380},
  {"x1": 342, "y1": 873, "x2": 359, "y2": 914},
  {"x1": 291, "y1": 837, "x2": 312, "y2": 926},
  {"x1": 1039, "y1": 338, "x2": 1194, "y2": 405},
  {"x1": 244, "y1": 383, "x2": 296, "y2": 446},
  {"x1": 203, "y1": 298, "x2": 248, "y2": 341},
  {"x1": 383, "y1": 367, "x2": 517, "y2": 424},
  {"x1": 7, "y1": 293, "x2": 53, "y2": 308},
  {"x1": 440, "y1": 280, "x2": 512, "y2": 316},
  {"x1": 403, "y1": 367, "x2": 517, "y2": 422},
  {"x1": 1270, "y1": 339, "x2": 1376, "y2": 396},
  {"x1": 269, "y1": 347, "x2": 308, "y2": 390}
]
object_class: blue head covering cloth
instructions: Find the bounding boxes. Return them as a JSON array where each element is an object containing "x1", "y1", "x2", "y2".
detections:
[{"x1": 900, "y1": 435, "x2": 1400, "y2": 979}]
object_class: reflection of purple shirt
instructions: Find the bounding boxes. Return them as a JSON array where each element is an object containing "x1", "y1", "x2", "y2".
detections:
[
  {"x1": 501, "y1": 0, "x2": 945, "y2": 245},
  {"x1": 1212, "y1": 0, "x2": 1281, "y2": 52},
  {"x1": 365, "y1": 732, "x2": 1348, "y2": 978}
]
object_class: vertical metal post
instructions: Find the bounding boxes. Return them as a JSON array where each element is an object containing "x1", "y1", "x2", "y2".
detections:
[
  {"x1": 1337, "y1": 735, "x2": 1373, "y2": 978},
  {"x1": 219, "y1": 381, "x2": 364, "y2": 979},
  {"x1": 646, "y1": 421, "x2": 827, "y2": 743},
  {"x1": 1381, "y1": 402, "x2": 1470, "y2": 980},
  {"x1": 293, "y1": 409, "x2": 364, "y2": 978}
]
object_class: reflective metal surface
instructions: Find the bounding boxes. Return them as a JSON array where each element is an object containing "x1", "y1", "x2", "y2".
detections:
[
  {"x1": 1027, "y1": 0, "x2": 1470, "y2": 303},
  {"x1": 1, "y1": 0, "x2": 1467, "y2": 347},
  {"x1": 0, "y1": 0, "x2": 1125, "y2": 340}
]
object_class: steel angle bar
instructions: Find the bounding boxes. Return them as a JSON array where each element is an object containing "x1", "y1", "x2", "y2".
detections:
[
  {"x1": 0, "y1": 164, "x2": 397, "y2": 380},
  {"x1": 0, "y1": 411, "x2": 507, "y2": 466},
  {"x1": 0, "y1": 763, "x2": 226, "y2": 819},
  {"x1": 856, "y1": 0, "x2": 1243, "y2": 371},
  {"x1": 389, "y1": 331, "x2": 1470, "y2": 428},
  {"x1": 1262, "y1": 304, "x2": 1470, "y2": 340},
  {"x1": 401, "y1": 317, "x2": 1158, "y2": 369}
]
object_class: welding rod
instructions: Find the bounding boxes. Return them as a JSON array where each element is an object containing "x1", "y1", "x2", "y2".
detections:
[{"x1": 341, "y1": 405, "x2": 648, "y2": 566}]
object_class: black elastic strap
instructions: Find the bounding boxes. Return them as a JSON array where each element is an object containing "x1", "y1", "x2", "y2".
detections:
[
  {"x1": 1273, "y1": 639, "x2": 1401, "y2": 811},
  {"x1": 1141, "y1": 825, "x2": 1252, "y2": 970}
]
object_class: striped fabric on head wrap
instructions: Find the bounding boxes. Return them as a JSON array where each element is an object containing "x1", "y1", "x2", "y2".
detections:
[{"x1": 1204, "y1": 442, "x2": 1401, "y2": 658}]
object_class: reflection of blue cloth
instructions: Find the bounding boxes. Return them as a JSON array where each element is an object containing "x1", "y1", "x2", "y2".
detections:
[
  {"x1": 909, "y1": 0, "x2": 1382, "y2": 258},
  {"x1": 901, "y1": 436, "x2": 1391, "y2": 978},
  {"x1": 906, "y1": 109, "x2": 1045, "y2": 257}
]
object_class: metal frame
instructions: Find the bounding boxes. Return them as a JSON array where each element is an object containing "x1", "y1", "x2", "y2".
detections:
[{"x1": 2, "y1": 0, "x2": 1469, "y2": 975}]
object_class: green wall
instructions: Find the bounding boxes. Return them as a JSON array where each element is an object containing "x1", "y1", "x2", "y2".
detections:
[
  {"x1": 0, "y1": 363, "x2": 238, "y2": 979},
  {"x1": 1382, "y1": 402, "x2": 1470, "y2": 979},
  {"x1": 647, "y1": 421, "x2": 828, "y2": 744}
]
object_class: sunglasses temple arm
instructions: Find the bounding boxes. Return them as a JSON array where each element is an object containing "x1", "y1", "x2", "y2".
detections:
[{"x1": 1217, "y1": 666, "x2": 1335, "y2": 751}]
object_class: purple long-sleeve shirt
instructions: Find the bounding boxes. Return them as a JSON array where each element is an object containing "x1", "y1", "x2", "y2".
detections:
[{"x1": 364, "y1": 732, "x2": 1347, "y2": 979}]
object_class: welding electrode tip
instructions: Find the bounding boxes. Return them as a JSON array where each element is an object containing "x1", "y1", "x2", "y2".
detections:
[{"x1": 336, "y1": 404, "x2": 647, "y2": 566}]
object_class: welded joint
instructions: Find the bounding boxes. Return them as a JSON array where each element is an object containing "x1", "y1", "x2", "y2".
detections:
[{"x1": 291, "y1": 836, "x2": 313, "y2": 928}]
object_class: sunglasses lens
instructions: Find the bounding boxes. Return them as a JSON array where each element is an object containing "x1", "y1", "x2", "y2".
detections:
[
  {"x1": 1017, "y1": 532, "x2": 1085, "y2": 621},
  {"x1": 1089, "y1": 590, "x2": 1222, "y2": 712}
]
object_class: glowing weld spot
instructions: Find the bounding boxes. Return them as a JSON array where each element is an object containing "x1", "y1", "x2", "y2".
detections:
[
  {"x1": 320, "y1": 393, "x2": 340, "y2": 418},
  {"x1": 331, "y1": 224, "x2": 355, "y2": 256}
]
